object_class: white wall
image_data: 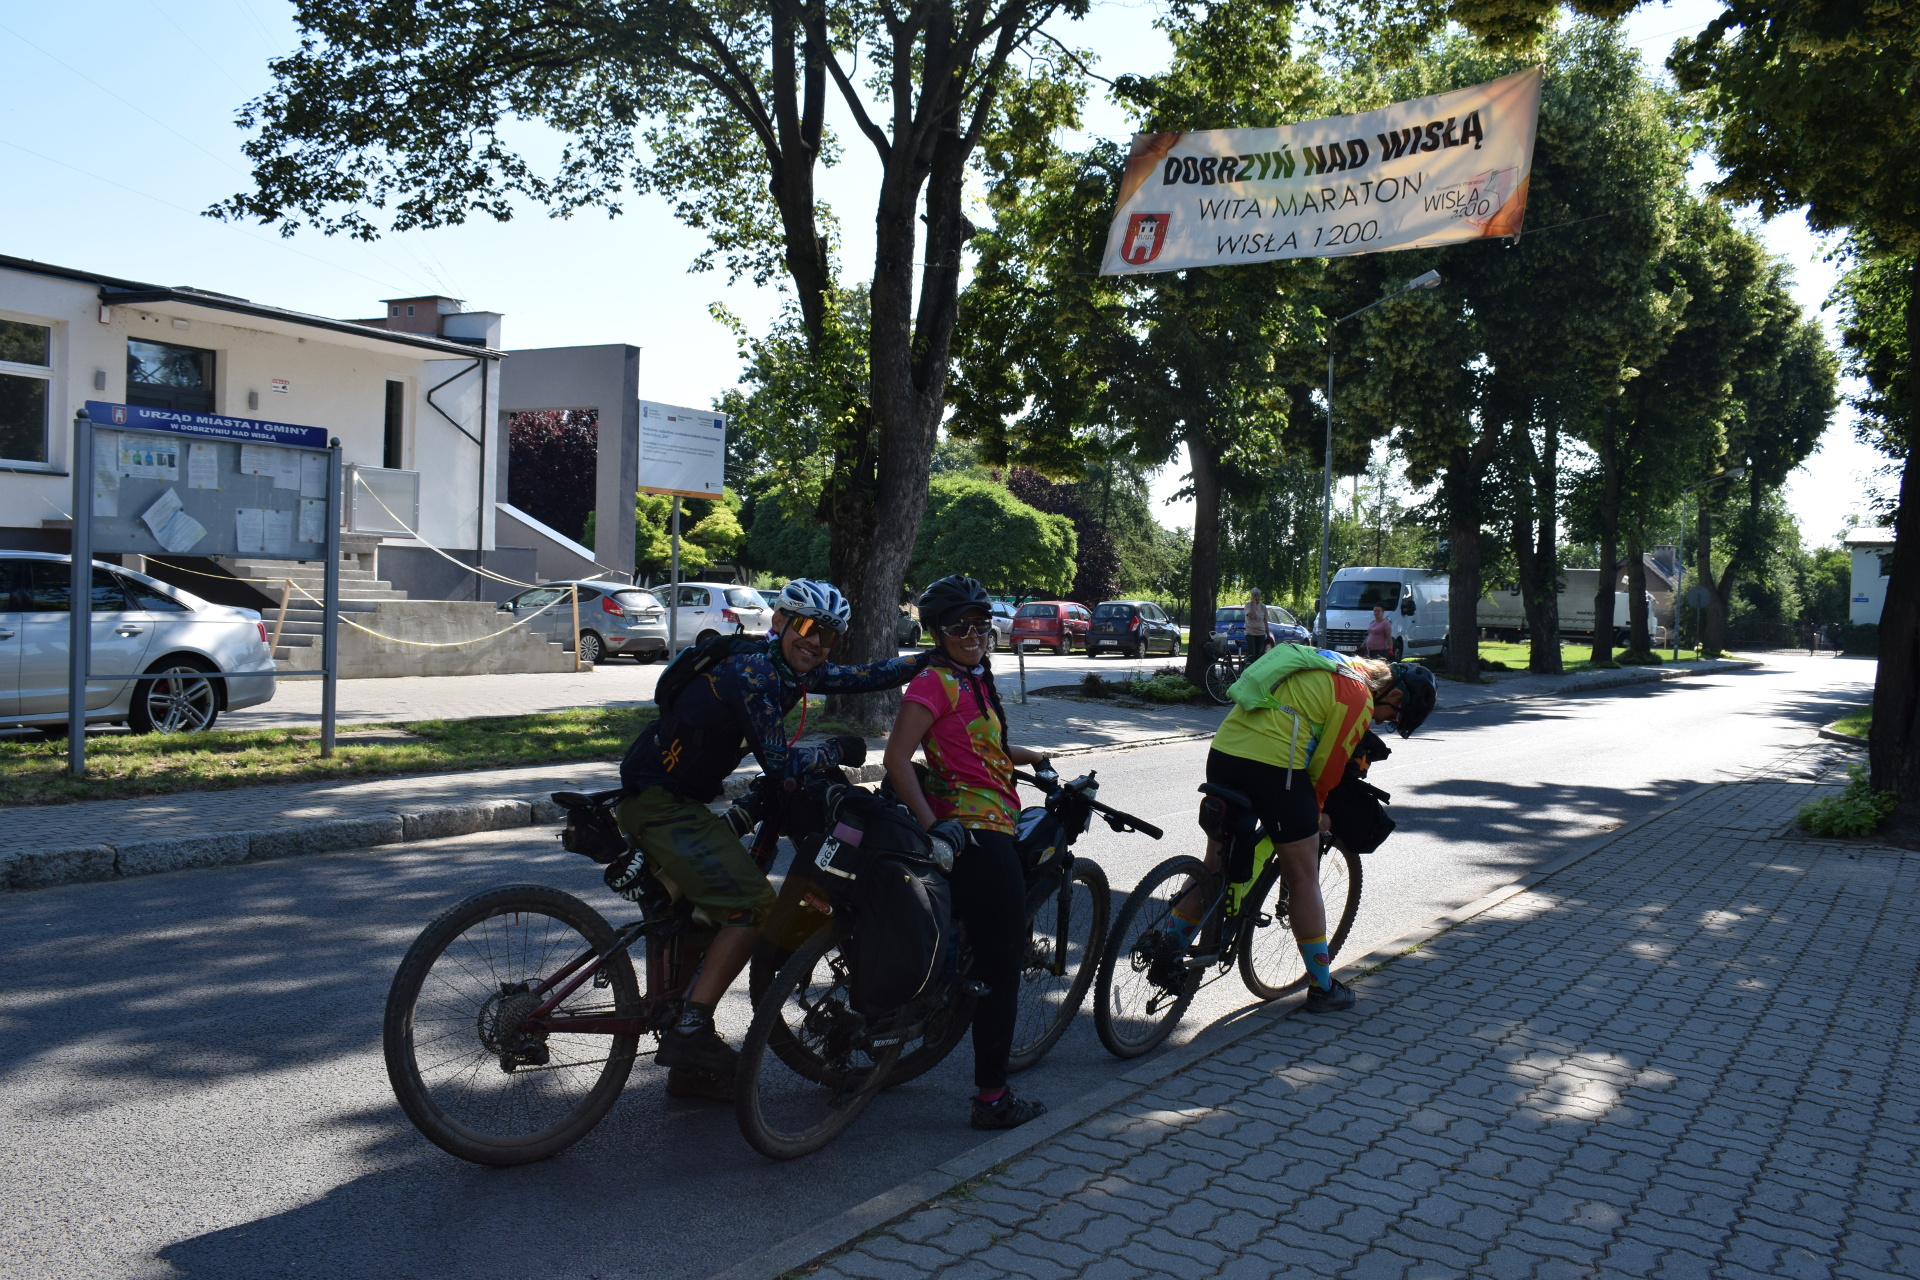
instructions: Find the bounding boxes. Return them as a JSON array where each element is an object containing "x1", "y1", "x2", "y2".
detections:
[
  {"x1": 1850, "y1": 545, "x2": 1889, "y2": 625},
  {"x1": 0, "y1": 264, "x2": 500, "y2": 554}
]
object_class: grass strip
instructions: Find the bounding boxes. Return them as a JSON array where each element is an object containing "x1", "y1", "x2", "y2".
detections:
[
  {"x1": 1827, "y1": 706, "x2": 1871, "y2": 739},
  {"x1": 0, "y1": 699, "x2": 858, "y2": 807}
]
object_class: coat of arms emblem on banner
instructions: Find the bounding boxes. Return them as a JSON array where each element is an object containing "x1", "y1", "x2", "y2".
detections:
[{"x1": 1121, "y1": 213, "x2": 1170, "y2": 265}]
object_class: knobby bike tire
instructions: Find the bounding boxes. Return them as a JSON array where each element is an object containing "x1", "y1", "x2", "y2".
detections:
[
  {"x1": 383, "y1": 884, "x2": 640, "y2": 1167},
  {"x1": 1008, "y1": 857, "x2": 1111, "y2": 1073},
  {"x1": 735, "y1": 921, "x2": 903, "y2": 1160},
  {"x1": 1093, "y1": 856, "x2": 1207, "y2": 1059},
  {"x1": 1238, "y1": 846, "x2": 1365, "y2": 1000}
]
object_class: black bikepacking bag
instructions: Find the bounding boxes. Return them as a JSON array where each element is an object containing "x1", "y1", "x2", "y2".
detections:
[
  {"x1": 652, "y1": 633, "x2": 767, "y2": 732},
  {"x1": 1322, "y1": 770, "x2": 1395, "y2": 854}
]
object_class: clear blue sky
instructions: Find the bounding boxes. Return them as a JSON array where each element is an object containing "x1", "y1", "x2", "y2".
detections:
[{"x1": 0, "y1": 0, "x2": 1883, "y2": 545}]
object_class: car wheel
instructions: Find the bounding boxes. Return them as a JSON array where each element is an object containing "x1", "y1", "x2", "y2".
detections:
[
  {"x1": 129, "y1": 659, "x2": 220, "y2": 734},
  {"x1": 695, "y1": 629, "x2": 719, "y2": 646},
  {"x1": 577, "y1": 630, "x2": 605, "y2": 665},
  {"x1": 634, "y1": 651, "x2": 664, "y2": 664}
]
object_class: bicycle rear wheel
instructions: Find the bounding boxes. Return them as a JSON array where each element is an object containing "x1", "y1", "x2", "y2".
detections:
[
  {"x1": 1238, "y1": 846, "x2": 1364, "y2": 1000},
  {"x1": 1008, "y1": 857, "x2": 1110, "y2": 1072},
  {"x1": 1203, "y1": 660, "x2": 1237, "y2": 706},
  {"x1": 736, "y1": 921, "x2": 903, "y2": 1160},
  {"x1": 1093, "y1": 856, "x2": 1206, "y2": 1059},
  {"x1": 383, "y1": 884, "x2": 640, "y2": 1167}
]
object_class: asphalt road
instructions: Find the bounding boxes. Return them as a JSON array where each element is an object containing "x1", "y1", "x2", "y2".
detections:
[{"x1": 0, "y1": 654, "x2": 1873, "y2": 1279}]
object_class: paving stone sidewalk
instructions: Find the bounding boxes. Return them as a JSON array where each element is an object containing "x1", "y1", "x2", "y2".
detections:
[{"x1": 796, "y1": 770, "x2": 1919, "y2": 1280}]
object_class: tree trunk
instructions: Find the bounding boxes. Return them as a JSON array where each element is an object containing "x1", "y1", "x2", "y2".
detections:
[
  {"x1": 1509, "y1": 410, "x2": 1563, "y2": 675},
  {"x1": 1696, "y1": 505, "x2": 1724, "y2": 656},
  {"x1": 1871, "y1": 253, "x2": 1920, "y2": 836},
  {"x1": 1590, "y1": 410, "x2": 1622, "y2": 665},
  {"x1": 1183, "y1": 432, "x2": 1224, "y2": 686},
  {"x1": 1444, "y1": 444, "x2": 1485, "y2": 684}
]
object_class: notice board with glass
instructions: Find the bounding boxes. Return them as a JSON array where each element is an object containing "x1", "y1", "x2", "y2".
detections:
[{"x1": 82, "y1": 400, "x2": 333, "y2": 559}]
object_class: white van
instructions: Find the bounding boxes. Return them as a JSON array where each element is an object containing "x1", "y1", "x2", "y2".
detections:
[
  {"x1": 1476, "y1": 569, "x2": 1654, "y2": 642},
  {"x1": 1315, "y1": 566, "x2": 1450, "y2": 658}
]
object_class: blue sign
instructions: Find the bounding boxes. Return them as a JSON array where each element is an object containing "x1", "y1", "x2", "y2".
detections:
[{"x1": 85, "y1": 401, "x2": 329, "y2": 450}]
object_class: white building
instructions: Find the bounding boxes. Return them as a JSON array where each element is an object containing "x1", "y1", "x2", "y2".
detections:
[
  {"x1": 0, "y1": 253, "x2": 518, "y2": 599},
  {"x1": 1847, "y1": 527, "x2": 1894, "y2": 626}
]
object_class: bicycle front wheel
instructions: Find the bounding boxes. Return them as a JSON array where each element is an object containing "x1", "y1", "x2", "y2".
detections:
[
  {"x1": 1203, "y1": 660, "x2": 1236, "y2": 706},
  {"x1": 1009, "y1": 857, "x2": 1111, "y2": 1072},
  {"x1": 1238, "y1": 846, "x2": 1364, "y2": 1000},
  {"x1": 736, "y1": 921, "x2": 903, "y2": 1160},
  {"x1": 1094, "y1": 856, "x2": 1206, "y2": 1059},
  {"x1": 383, "y1": 884, "x2": 640, "y2": 1167}
]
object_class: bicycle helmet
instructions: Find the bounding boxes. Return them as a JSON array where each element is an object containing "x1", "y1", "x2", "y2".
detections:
[
  {"x1": 918, "y1": 575, "x2": 992, "y2": 631},
  {"x1": 774, "y1": 578, "x2": 851, "y2": 630},
  {"x1": 1386, "y1": 662, "x2": 1437, "y2": 738}
]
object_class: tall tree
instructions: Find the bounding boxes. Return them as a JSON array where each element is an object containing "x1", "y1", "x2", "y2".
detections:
[
  {"x1": 1671, "y1": 0, "x2": 1920, "y2": 825},
  {"x1": 216, "y1": 0, "x2": 1087, "y2": 729}
]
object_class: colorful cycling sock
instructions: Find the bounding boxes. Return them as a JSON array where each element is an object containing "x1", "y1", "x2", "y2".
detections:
[
  {"x1": 1298, "y1": 934, "x2": 1333, "y2": 991},
  {"x1": 1167, "y1": 903, "x2": 1204, "y2": 944},
  {"x1": 976, "y1": 1086, "x2": 1007, "y2": 1103}
]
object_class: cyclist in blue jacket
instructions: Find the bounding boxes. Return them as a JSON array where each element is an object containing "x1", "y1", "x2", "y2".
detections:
[{"x1": 605, "y1": 580, "x2": 927, "y2": 1091}]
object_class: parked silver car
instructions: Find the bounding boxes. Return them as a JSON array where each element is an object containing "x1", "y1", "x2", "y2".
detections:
[
  {"x1": 0, "y1": 552, "x2": 276, "y2": 734},
  {"x1": 499, "y1": 580, "x2": 668, "y2": 665},
  {"x1": 658, "y1": 581, "x2": 775, "y2": 645}
]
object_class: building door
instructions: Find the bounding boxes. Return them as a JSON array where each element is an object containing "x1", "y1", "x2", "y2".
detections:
[{"x1": 127, "y1": 339, "x2": 215, "y2": 413}]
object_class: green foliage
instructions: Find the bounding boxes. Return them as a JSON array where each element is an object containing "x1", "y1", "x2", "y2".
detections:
[
  {"x1": 1796, "y1": 764, "x2": 1896, "y2": 839},
  {"x1": 741, "y1": 491, "x2": 831, "y2": 582},
  {"x1": 1127, "y1": 669, "x2": 1204, "y2": 703},
  {"x1": 583, "y1": 489, "x2": 745, "y2": 577},
  {"x1": 1832, "y1": 246, "x2": 1912, "y2": 475},
  {"x1": 1799, "y1": 546, "x2": 1853, "y2": 628},
  {"x1": 1843, "y1": 623, "x2": 1880, "y2": 656},
  {"x1": 1830, "y1": 707, "x2": 1872, "y2": 739},
  {"x1": 908, "y1": 476, "x2": 1077, "y2": 597}
]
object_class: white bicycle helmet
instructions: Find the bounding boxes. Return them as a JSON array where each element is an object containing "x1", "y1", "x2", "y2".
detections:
[{"x1": 774, "y1": 578, "x2": 852, "y2": 630}]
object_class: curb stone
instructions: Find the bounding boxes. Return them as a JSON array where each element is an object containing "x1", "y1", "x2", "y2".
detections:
[
  {"x1": 1818, "y1": 726, "x2": 1868, "y2": 747},
  {"x1": 706, "y1": 779, "x2": 1730, "y2": 1280},
  {"x1": 1, "y1": 762, "x2": 887, "y2": 894}
]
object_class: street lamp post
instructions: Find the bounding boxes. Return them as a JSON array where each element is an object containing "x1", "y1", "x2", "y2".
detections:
[
  {"x1": 1316, "y1": 270, "x2": 1440, "y2": 641},
  {"x1": 1672, "y1": 466, "x2": 1746, "y2": 659}
]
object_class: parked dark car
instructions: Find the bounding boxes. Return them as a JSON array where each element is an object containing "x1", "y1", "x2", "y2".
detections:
[
  {"x1": 1010, "y1": 600, "x2": 1090, "y2": 655},
  {"x1": 1211, "y1": 604, "x2": 1311, "y2": 654},
  {"x1": 1088, "y1": 600, "x2": 1182, "y2": 659}
]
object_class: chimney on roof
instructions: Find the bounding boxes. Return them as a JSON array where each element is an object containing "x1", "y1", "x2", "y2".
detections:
[{"x1": 377, "y1": 295, "x2": 466, "y2": 335}]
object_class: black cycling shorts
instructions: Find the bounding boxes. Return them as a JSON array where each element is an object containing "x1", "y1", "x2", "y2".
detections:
[{"x1": 1205, "y1": 748, "x2": 1321, "y2": 844}]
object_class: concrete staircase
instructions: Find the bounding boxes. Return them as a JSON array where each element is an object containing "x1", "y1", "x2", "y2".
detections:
[{"x1": 231, "y1": 534, "x2": 573, "y2": 678}]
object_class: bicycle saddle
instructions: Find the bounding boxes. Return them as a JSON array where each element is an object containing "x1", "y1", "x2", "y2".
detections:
[
  {"x1": 1197, "y1": 783, "x2": 1254, "y2": 810},
  {"x1": 551, "y1": 788, "x2": 626, "y2": 810}
]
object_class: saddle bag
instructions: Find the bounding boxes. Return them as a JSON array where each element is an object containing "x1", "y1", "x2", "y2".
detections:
[
  {"x1": 848, "y1": 855, "x2": 956, "y2": 1032},
  {"x1": 553, "y1": 793, "x2": 629, "y2": 864}
]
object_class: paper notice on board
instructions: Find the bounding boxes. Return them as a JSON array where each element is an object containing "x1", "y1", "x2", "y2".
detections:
[
  {"x1": 140, "y1": 488, "x2": 207, "y2": 553},
  {"x1": 298, "y1": 498, "x2": 326, "y2": 545},
  {"x1": 121, "y1": 433, "x2": 180, "y2": 481},
  {"x1": 271, "y1": 449, "x2": 300, "y2": 490},
  {"x1": 299, "y1": 451, "x2": 327, "y2": 499},
  {"x1": 188, "y1": 442, "x2": 220, "y2": 490},
  {"x1": 92, "y1": 431, "x2": 120, "y2": 517},
  {"x1": 239, "y1": 444, "x2": 273, "y2": 476},
  {"x1": 235, "y1": 507, "x2": 267, "y2": 555},
  {"x1": 264, "y1": 507, "x2": 294, "y2": 555}
]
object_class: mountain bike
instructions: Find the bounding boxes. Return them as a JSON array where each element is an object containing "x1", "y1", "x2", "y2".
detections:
[
  {"x1": 1092, "y1": 780, "x2": 1363, "y2": 1059},
  {"x1": 735, "y1": 765, "x2": 1159, "y2": 1159}
]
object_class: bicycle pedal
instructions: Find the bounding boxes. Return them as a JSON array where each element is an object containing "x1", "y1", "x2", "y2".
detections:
[{"x1": 963, "y1": 979, "x2": 992, "y2": 997}]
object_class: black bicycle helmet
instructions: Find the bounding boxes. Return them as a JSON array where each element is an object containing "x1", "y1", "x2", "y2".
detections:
[
  {"x1": 918, "y1": 575, "x2": 992, "y2": 631},
  {"x1": 1387, "y1": 662, "x2": 1437, "y2": 738}
]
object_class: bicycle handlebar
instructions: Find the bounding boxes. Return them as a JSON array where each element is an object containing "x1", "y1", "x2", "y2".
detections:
[{"x1": 1014, "y1": 769, "x2": 1164, "y2": 841}]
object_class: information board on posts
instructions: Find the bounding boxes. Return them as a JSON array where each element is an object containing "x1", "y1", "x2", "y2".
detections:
[
  {"x1": 83, "y1": 401, "x2": 333, "y2": 561},
  {"x1": 638, "y1": 400, "x2": 727, "y2": 499}
]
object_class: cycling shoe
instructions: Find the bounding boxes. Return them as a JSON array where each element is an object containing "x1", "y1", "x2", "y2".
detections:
[
  {"x1": 1301, "y1": 978, "x2": 1356, "y2": 1013},
  {"x1": 666, "y1": 1065, "x2": 736, "y2": 1102},
  {"x1": 971, "y1": 1090, "x2": 1048, "y2": 1131},
  {"x1": 657, "y1": 1023, "x2": 741, "y2": 1074}
]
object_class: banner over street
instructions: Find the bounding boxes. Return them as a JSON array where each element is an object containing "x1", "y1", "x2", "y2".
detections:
[{"x1": 1100, "y1": 68, "x2": 1542, "y2": 277}]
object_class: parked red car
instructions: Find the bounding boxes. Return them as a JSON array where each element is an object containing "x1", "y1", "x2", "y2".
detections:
[{"x1": 1010, "y1": 601, "x2": 1091, "y2": 655}]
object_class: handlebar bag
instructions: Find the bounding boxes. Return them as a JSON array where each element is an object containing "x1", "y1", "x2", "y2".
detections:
[{"x1": 1322, "y1": 770, "x2": 1396, "y2": 854}]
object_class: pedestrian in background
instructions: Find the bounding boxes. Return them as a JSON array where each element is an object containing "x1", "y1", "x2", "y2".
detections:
[
  {"x1": 1245, "y1": 588, "x2": 1271, "y2": 660},
  {"x1": 1364, "y1": 603, "x2": 1394, "y2": 659}
]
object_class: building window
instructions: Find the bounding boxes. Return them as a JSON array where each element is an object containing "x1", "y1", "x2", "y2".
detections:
[
  {"x1": 383, "y1": 380, "x2": 406, "y2": 469},
  {"x1": 0, "y1": 317, "x2": 53, "y2": 465},
  {"x1": 127, "y1": 339, "x2": 214, "y2": 413}
]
